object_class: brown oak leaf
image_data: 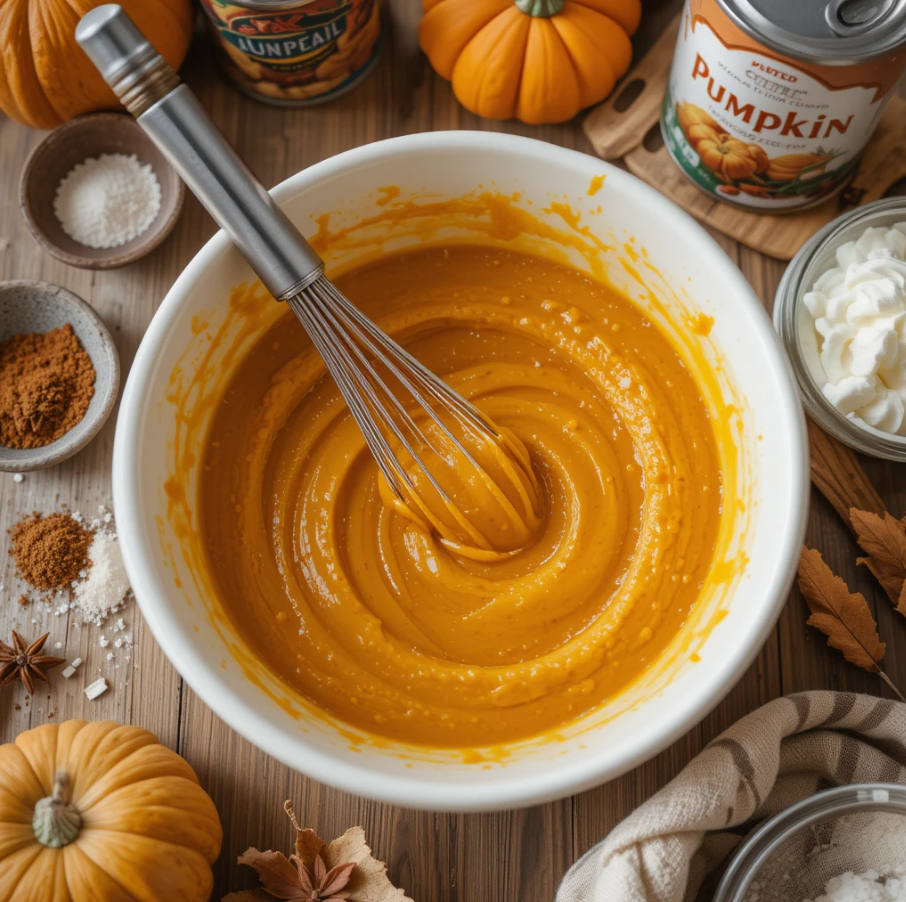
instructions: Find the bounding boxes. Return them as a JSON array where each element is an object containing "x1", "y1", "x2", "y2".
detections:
[
  {"x1": 850, "y1": 508, "x2": 906, "y2": 617},
  {"x1": 798, "y1": 547, "x2": 885, "y2": 671}
]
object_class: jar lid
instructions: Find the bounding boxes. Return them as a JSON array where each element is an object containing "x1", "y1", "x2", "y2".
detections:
[{"x1": 717, "y1": 0, "x2": 906, "y2": 63}]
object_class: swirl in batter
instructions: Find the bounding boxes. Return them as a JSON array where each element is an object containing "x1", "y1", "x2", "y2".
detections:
[{"x1": 199, "y1": 245, "x2": 722, "y2": 747}]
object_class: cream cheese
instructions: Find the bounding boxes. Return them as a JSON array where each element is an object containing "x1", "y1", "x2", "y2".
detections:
[{"x1": 802, "y1": 223, "x2": 906, "y2": 438}]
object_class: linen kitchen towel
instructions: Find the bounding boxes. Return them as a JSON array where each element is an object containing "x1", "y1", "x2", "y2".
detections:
[{"x1": 556, "y1": 691, "x2": 906, "y2": 902}]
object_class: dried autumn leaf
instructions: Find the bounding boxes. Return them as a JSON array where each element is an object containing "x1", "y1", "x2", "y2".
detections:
[
  {"x1": 850, "y1": 508, "x2": 906, "y2": 617},
  {"x1": 798, "y1": 547, "x2": 885, "y2": 671},
  {"x1": 293, "y1": 822, "x2": 326, "y2": 870},
  {"x1": 237, "y1": 849, "x2": 305, "y2": 900},
  {"x1": 321, "y1": 827, "x2": 412, "y2": 902},
  {"x1": 226, "y1": 803, "x2": 414, "y2": 902}
]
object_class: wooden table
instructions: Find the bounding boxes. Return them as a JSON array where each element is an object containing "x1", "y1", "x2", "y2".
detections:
[{"x1": 2, "y1": 2, "x2": 906, "y2": 898}]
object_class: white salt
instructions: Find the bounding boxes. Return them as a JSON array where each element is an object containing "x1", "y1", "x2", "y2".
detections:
[
  {"x1": 805, "y1": 870, "x2": 906, "y2": 902},
  {"x1": 53, "y1": 153, "x2": 161, "y2": 249},
  {"x1": 12, "y1": 473, "x2": 24, "y2": 483},
  {"x1": 71, "y1": 657, "x2": 82, "y2": 668},
  {"x1": 84, "y1": 678, "x2": 108, "y2": 700},
  {"x1": 61, "y1": 666, "x2": 77, "y2": 679},
  {"x1": 72, "y1": 529, "x2": 131, "y2": 625}
]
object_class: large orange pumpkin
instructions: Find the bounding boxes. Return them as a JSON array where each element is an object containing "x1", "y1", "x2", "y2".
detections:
[
  {"x1": 0, "y1": 0, "x2": 195, "y2": 129},
  {"x1": 0, "y1": 720, "x2": 222, "y2": 902},
  {"x1": 419, "y1": 0, "x2": 641, "y2": 124}
]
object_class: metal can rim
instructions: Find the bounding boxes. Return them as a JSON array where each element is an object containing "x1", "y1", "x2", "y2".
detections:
[{"x1": 715, "y1": 0, "x2": 906, "y2": 64}]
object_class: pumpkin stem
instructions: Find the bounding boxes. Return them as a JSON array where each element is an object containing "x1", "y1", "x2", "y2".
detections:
[
  {"x1": 33, "y1": 771, "x2": 82, "y2": 848},
  {"x1": 514, "y1": 0, "x2": 565, "y2": 17}
]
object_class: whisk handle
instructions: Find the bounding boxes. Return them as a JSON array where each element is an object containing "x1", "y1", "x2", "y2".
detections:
[{"x1": 76, "y1": 5, "x2": 325, "y2": 300}]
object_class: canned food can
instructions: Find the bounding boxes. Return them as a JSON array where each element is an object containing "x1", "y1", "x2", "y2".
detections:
[
  {"x1": 661, "y1": 0, "x2": 906, "y2": 210},
  {"x1": 200, "y1": 0, "x2": 382, "y2": 106}
]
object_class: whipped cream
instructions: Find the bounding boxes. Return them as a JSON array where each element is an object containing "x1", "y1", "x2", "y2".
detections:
[{"x1": 801, "y1": 222, "x2": 906, "y2": 438}]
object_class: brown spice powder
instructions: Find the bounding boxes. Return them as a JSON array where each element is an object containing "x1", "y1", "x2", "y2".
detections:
[
  {"x1": 0, "y1": 324, "x2": 96, "y2": 449},
  {"x1": 9, "y1": 512, "x2": 93, "y2": 592}
]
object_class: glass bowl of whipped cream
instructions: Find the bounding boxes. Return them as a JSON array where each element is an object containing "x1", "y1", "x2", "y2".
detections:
[{"x1": 775, "y1": 198, "x2": 906, "y2": 461}]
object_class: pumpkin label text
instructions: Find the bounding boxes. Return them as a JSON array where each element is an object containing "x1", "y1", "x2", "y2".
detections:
[{"x1": 662, "y1": 0, "x2": 905, "y2": 209}]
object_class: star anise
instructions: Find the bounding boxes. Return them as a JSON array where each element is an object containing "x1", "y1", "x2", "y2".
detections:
[
  {"x1": 296, "y1": 852, "x2": 354, "y2": 902},
  {"x1": 0, "y1": 631, "x2": 65, "y2": 694}
]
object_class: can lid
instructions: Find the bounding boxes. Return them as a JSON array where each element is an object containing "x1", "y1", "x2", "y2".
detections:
[{"x1": 718, "y1": 0, "x2": 906, "y2": 63}]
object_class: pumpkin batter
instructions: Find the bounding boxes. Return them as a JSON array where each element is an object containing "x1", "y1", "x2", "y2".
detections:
[{"x1": 198, "y1": 245, "x2": 723, "y2": 747}]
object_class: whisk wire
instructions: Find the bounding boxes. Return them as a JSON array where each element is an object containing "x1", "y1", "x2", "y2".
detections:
[
  {"x1": 289, "y1": 277, "x2": 511, "y2": 512},
  {"x1": 286, "y1": 276, "x2": 541, "y2": 557},
  {"x1": 306, "y1": 284, "x2": 437, "y2": 451},
  {"x1": 288, "y1": 294, "x2": 405, "y2": 494},
  {"x1": 309, "y1": 286, "x2": 484, "y2": 475},
  {"x1": 293, "y1": 290, "x2": 441, "y2": 497},
  {"x1": 327, "y1": 285, "x2": 498, "y2": 440}
]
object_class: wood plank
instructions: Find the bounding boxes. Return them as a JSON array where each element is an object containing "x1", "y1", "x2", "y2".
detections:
[{"x1": 1, "y1": 2, "x2": 904, "y2": 901}]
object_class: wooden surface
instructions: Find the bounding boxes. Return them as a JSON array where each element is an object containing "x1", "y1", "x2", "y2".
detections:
[{"x1": 2, "y1": 2, "x2": 906, "y2": 899}]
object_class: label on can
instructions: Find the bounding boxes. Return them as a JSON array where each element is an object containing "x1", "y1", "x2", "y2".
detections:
[
  {"x1": 200, "y1": 0, "x2": 381, "y2": 105},
  {"x1": 662, "y1": 0, "x2": 906, "y2": 209}
]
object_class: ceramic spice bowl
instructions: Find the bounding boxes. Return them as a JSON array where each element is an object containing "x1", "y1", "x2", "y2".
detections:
[
  {"x1": 0, "y1": 281, "x2": 120, "y2": 472},
  {"x1": 18, "y1": 112, "x2": 185, "y2": 270}
]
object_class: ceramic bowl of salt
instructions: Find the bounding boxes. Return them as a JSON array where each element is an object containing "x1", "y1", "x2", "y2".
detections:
[{"x1": 19, "y1": 112, "x2": 184, "y2": 270}]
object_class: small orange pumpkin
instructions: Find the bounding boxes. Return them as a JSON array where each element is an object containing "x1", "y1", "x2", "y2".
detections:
[
  {"x1": 419, "y1": 0, "x2": 642, "y2": 124},
  {"x1": 676, "y1": 101, "x2": 720, "y2": 135},
  {"x1": 697, "y1": 135, "x2": 769, "y2": 181},
  {"x1": 0, "y1": 720, "x2": 222, "y2": 902},
  {"x1": 0, "y1": 0, "x2": 195, "y2": 129},
  {"x1": 686, "y1": 123, "x2": 724, "y2": 149}
]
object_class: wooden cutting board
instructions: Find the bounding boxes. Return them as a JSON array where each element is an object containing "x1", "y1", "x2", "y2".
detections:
[{"x1": 583, "y1": 15, "x2": 906, "y2": 260}]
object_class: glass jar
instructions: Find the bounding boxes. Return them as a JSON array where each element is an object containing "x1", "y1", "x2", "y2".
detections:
[
  {"x1": 714, "y1": 783, "x2": 906, "y2": 902},
  {"x1": 774, "y1": 198, "x2": 906, "y2": 461}
]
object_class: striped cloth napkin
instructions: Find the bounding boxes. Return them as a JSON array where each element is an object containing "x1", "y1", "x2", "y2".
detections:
[{"x1": 556, "y1": 691, "x2": 906, "y2": 902}]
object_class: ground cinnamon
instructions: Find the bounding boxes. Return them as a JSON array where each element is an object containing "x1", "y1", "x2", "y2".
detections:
[
  {"x1": 9, "y1": 512, "x2": 93, "y2": 592},
  {"x1": 0, "y1": 324, "x2": 96, "y2": 449}
]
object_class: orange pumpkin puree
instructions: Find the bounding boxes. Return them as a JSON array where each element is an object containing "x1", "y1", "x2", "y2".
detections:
[{"x1": 198, "y1": 245, "x2": 722, "y2": 747}]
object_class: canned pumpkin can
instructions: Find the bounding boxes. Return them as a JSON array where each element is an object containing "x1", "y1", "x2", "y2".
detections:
[
  {"x1": 200, "y1": 0, "x2": 382, "y2": 106},
  {"x1": 661, "y1": 0, "x2": 906, "y2": 210}
]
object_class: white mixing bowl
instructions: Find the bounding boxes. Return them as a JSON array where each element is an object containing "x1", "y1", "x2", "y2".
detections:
[{"x1": 113, "y1": 132, "x2": 808, "y2": 811}]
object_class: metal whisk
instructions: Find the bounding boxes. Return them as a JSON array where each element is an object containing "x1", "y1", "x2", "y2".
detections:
[{"x1": 77, "y1": 6, "x2": 541, "y2": 555}]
